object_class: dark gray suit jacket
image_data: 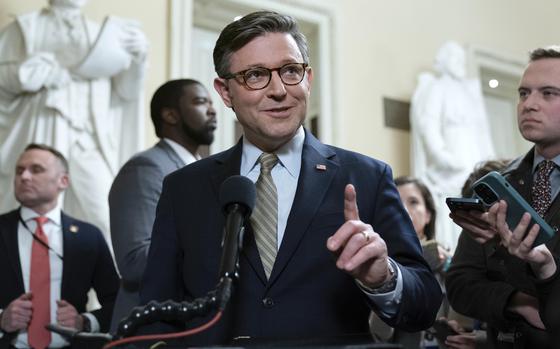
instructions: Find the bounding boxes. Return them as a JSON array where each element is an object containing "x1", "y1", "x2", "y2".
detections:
[{"x1": 109, "y1": 140, "x2": 185, "y2": 331}]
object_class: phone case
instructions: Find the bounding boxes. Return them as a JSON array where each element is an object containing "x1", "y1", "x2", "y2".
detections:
[
  {"x1": 446, "y1": 197, "x2": 486, "y2": 212},
  {"x1": 472, "y1": 171, "x2": 555, "y2": 247}
]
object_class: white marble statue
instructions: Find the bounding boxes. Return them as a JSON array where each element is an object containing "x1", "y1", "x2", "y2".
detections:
[
  {"x1": 410, "y1": 41, "x2": 495, "y2": 252},
  {"x1": 0, "y1": 0, "x2": 148, "y2": 250}
]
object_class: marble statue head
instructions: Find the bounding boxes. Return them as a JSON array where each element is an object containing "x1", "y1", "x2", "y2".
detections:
[{"x1": 434, "y1": 41, "x2": 466, "y2": 79}]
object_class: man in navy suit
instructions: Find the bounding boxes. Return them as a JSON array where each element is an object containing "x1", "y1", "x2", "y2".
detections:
[
  {"x1": 141, "y1": 11, "x2": 441, "y2": 346},
  {"x1": 0, "y1": 144, "x2": 118, "y2": 348}
]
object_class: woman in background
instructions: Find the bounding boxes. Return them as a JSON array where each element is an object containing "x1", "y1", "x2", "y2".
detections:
[
  {"x1": 373, "y1": 176, "x2": 450, "y2": 349},
  {"x1": 395, "y1": 176, "x2": 451, "y2": 274}
]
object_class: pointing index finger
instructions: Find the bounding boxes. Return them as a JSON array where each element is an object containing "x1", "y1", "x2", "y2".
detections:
[{"x1": 344, "y1": 184, "x2": 360, "y2": 221}]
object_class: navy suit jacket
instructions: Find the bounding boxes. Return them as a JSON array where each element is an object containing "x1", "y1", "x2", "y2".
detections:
[
  {"x1": 141, "y1": 130, "x2": 441, "y2": 345},
  {"x1": 0, "y1": 209, "x2": 119, "y2": 347}
]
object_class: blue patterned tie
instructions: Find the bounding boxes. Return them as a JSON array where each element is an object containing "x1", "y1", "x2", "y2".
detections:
[
  {"x1": 532, "y1": 160, "x2": 556, "y2": 217},
  {"x1": 250, "y1": 153, "x2": 279, "y2": 279}
]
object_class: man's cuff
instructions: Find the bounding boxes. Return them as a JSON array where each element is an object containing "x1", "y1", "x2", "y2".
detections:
[
  {"x1": 82, "y1": 313, "x2": 100, "y2": 333},
  {"x1": 356, "y1": 258, "x2": 403, "y2": 318}
]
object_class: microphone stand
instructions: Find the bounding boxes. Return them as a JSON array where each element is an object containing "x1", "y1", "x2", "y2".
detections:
[
  {"x1": 49, "y1": 228, "x2": 246, "y2": 347},
  {"x1": 109, "y1": 222, "x2": 246, "y2": 341}
]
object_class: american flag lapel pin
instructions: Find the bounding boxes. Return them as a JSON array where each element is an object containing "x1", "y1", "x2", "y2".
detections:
[{"x1": 315, "y1": 164, "x2": 327, "y2": 171}]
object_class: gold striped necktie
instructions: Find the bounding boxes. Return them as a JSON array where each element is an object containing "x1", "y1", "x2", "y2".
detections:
[{"x1": 251, "y1": 153, "x2": 279, "y2": 279}]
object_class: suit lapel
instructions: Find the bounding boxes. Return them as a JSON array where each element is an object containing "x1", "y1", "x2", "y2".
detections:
[
  {"x1": 157, "y1": 140, "x2": 185, "y2": 170},
  {"x1": 209, "y1": 141, "x2": 274, "y2": 280},
  {"x1": 505, "y1": 149, "x2": 534, "y2": 202},
  {"x1": 60, "y1": 212, "x2": 77, "y2": 299},
  {"x1": 268, "y1": 132, "x2": 338, "y2": 285},
  {"x1": 1, "y1": 210, "x2": 25, "y2": 291},
  {"x1": 210, "y1": 140, "x2": 243, "y2": 202}
]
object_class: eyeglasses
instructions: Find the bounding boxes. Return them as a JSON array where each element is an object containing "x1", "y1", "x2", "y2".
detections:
[{"x1": 223, "y1": 63, "x2": 308, "y2": 90}]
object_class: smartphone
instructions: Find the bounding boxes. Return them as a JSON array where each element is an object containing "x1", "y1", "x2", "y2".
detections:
[
  {"x1": 431, "y1": 319, "x2": 458, "y2": 343},
  {"x1": 446, "y1": 197, "x2": 486, "y2": 212},
  {"x1": 472, "y1": 171, "x2": 555, "y2": 247}
]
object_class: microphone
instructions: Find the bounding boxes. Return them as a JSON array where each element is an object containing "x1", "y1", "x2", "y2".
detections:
[
  {"x1": 113, "y1": 175, "x2": 256, "y2": 339},
  {"x1": 218, "y1": 175, "x2": 256, "y2": 279}
]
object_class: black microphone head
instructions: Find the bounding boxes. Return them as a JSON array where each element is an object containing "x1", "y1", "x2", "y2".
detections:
[{"x1": 219, "y1": 175, "x2": 256, "y2": 217}]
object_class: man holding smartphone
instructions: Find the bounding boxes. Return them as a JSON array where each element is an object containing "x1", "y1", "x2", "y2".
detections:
[{"x1": 446, "y1": 46, "x2": 560, "y2": 348}]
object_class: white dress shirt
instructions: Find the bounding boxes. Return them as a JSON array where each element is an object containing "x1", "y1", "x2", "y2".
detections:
[
  {"x1": 239, "y1": 126, "x2": 402, "y2": 317},
  {"x1": 163, "y1": 138, "x2": 200, "y2": 166}
]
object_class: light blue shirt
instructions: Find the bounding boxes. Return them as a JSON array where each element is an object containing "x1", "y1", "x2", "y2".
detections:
[{"x1": 239, "y1": 126, "x2": 402, "y2": 317}]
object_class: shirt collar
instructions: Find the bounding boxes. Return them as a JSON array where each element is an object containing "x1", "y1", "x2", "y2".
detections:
[
  {"x1": 532, "y1": 149, "x2": 560, "y2": 173},
  {"x1": 20, "y1": 205, "x2": 62, "y2": 226},
  {"x1": 163, "y1": 138, "x2": 200, "y2": 165},
  {"x1": 240, "y1": 126, "x2": 305, "y2": 178}
]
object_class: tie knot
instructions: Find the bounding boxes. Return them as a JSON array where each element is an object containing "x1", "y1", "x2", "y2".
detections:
[
  {"x1": 538, "y1": 160, "x2": 556, "y2": 176},
  {"x1": 34, "y1": 216, "x2": 49, "y2": 226},
  {"x1": 258, "y1": 153, "x2": 279, "y2": 173}
]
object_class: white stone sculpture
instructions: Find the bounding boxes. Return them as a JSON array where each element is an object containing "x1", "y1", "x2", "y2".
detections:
[
  {"x1": 0, "y1": 0, "x2": 148, "y2": 250},
  {"x1": 410, "y1": 41, "x2": 495, "y2": 252}
]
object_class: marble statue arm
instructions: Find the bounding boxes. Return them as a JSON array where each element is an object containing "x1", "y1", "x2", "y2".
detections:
[
  {"x1": 0, "y1": 23, "x2": 68, "y2": 96},
  {"x1": 112, "y1": 23, "x2": 148, "y2": 101},
  {"x1": 0, "y1": 52, "x2": 70, "y2": 95}
]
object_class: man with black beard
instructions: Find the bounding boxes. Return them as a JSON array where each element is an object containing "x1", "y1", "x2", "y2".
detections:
[{"x1": 108, "y1": 79, "x2": 216, "y2": 331}]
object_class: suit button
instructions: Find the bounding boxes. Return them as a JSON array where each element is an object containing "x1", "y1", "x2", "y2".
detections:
[{"x1": 262, "y1": 297, "x2": 275, "y2": 308}]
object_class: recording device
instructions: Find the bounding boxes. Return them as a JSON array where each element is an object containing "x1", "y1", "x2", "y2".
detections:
[
  {"x1": 431, "y1": 319, "x2": 459, "y2": 343},
  {"x1": 445, "y1": 197, "x2": 486, "y2": 213},
  {"x1": 472, "y1": 171, "x2": 555, "y2": 247}
]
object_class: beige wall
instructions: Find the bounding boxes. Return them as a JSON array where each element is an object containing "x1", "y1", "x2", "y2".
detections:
[
  {"x1": 312, "y1": 0, "x2": 560, "y2": 176},
  {"x1": 2, "y1": 0, "x2": 559, "y2": 176}
]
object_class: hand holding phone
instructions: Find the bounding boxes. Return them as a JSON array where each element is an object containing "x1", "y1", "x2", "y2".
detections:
[
  {"x1": 431, "y1": 319, "x2": 459, "y2": 343},
  {"x1": 472, "y1": 171, "x2": 555, "y2": 247}
]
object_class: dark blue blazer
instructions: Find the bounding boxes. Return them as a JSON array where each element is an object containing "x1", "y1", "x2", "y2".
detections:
[
  {"x1": 0, "y1": 209, "x2": 119, "y2": 347},
  {"x1": 141, "y1": 131, "x2": 441, "y2": 345}
]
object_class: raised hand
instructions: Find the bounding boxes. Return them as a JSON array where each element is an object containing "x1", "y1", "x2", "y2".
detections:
[
  {"x1": 493, "y1": 200, "x2": 556, "y2": 279},
  {"x1": 327, "y1": 184, "x2": 392, "y2": 288}
]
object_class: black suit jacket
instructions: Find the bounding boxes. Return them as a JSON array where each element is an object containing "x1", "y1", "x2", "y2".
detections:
[
  {"x1": 141, "y1": 131, "x2": 441, "y2": 346},
  {"x1": 446, "y1": 148, "x2": 560, "y2": 348},
  {"x1": 0, "y1": 209, "x2": 119, "y2": 347}
]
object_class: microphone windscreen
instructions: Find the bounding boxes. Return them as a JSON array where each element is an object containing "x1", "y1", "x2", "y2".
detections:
[{"x1": 219, "y1": 175, "x2": 256, "y2": 216}]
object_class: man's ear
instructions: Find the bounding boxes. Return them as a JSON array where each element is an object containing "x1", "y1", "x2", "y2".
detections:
[
  {"x1": 59, "y1": 172, "x2": 69, "y2": 191},
  {"x1": 214, "y1": 78, "x2": 233, "y2": 108},
  {"x1": 304, "y1": 66, "x2": 314, "y2": 93},
  {"x1": 161, "y1": 108, "x2": 179, "y2": 125}
]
